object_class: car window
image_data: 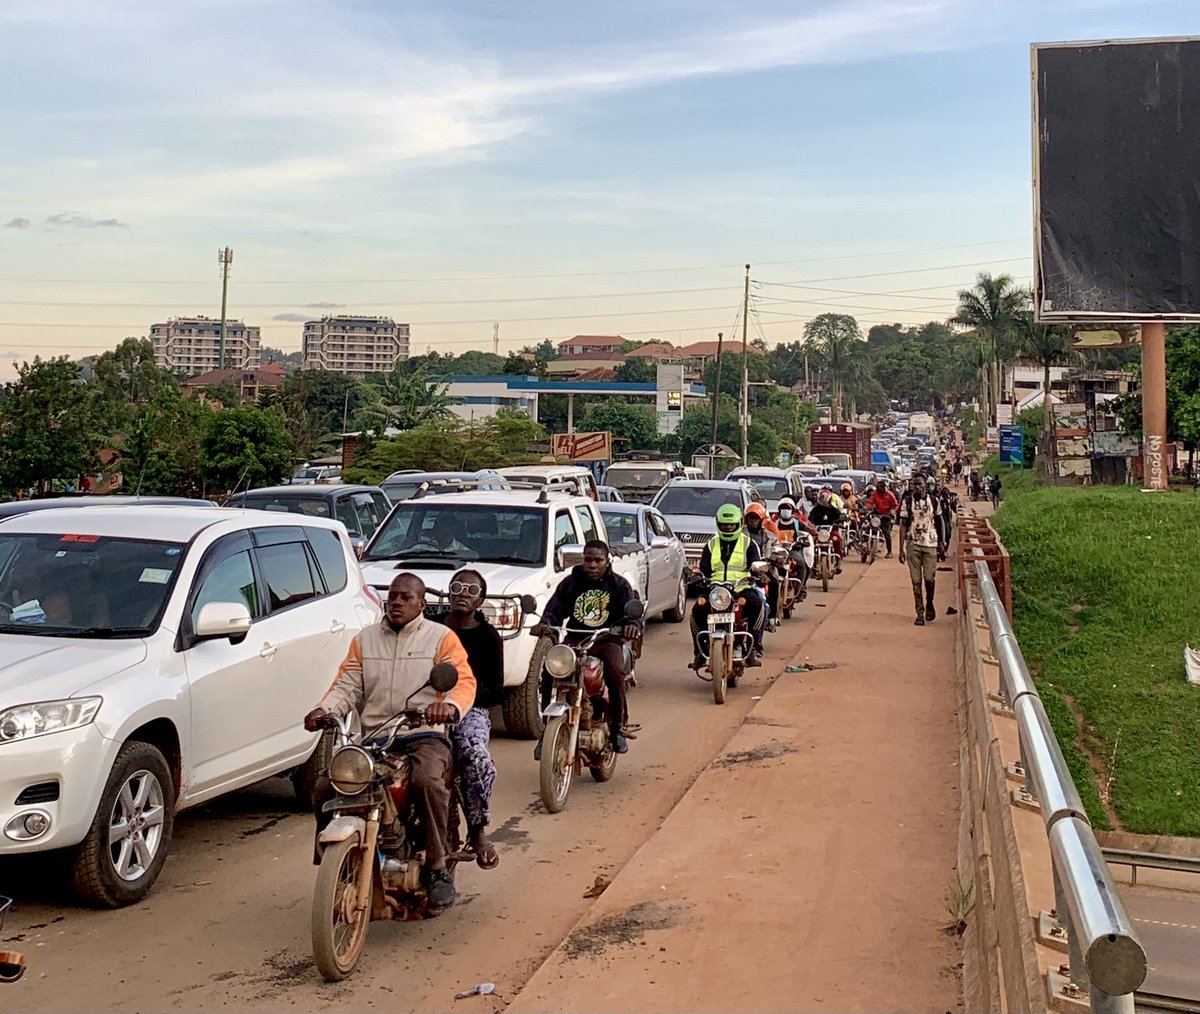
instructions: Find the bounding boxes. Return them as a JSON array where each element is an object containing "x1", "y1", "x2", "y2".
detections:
[
  {"x1": 334, "y1": 497, "x2": 362, "y2": 536},
  {"x1": 648, "y1": 512, "x2": 671, "y2": 538},
  {"x1": 191, "y1": 550, "x2": 260, "y2": 628},
  {"x1": 653, "y1": 486, "x2": 742, "y2": 515},
  {"x1": 234, "y1": 495, "x2": 331, "y2": 518},
  {"x1": 370, "y1": 492, "x2": 391, "y2": 524},
  {"x1": 553, "y1": 511, "x2": 577, "y2": 550},
  {"x1": 306, "y1": 527, "x2": 348, "y2": 594},
  {"x1": 602, "y1": 511, "x2": 641, "y2": 546},
  {"x1": 574, "y1": 505, "x2": 600, "y2": 543},
  {"x1": 256, "y1": 542, "x2": 320, "y2": 611}
]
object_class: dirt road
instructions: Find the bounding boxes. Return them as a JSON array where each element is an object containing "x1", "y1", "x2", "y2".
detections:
[{"x1": 1, "y1": 551, "x2": 960, "y2": 1012}]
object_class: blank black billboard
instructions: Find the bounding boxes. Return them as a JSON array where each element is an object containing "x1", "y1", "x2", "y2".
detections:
[{"x1": 1033, "y1": 38, "x2": 1200, "y2": 320}]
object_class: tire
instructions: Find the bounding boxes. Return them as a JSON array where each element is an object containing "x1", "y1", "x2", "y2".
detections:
[
  {"x1": 292, "y1": 730, "x2": 333, "y2": 810},
  {"x1": 663, "y1": 573, "x2": 687, "y2": 623},
  {"x1": 868, "y1": 541, "x2": 878, "y2": 565},
  {"x1": 539, "y1": 715, "x2": 574, "y2": 813},
  {"x1": 311, "y1": 837, "x2": 370, "y2": 982},
  {"x1": 71, "y1": 741, "x2": 176, "y2": 908},
  {"x1": 820, "y1": 558, "x2": 829, "y2": 593},
  {"x1": 589, "y1": 742, "x2": 618, "y2": 783},
  {"x1": 711, "y1": 638, "x2": 727, "y2": 705},
  {"x1": 782, "y1": 603, "x2": 793, "y2": 620},
  {"x1": 502, "y1": 637, "x2": 550, "y2": 740}
]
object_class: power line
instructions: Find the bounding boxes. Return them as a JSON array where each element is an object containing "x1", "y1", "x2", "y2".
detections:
[{"x1": 759, "y1": 256, "x2": 1029, "y2": 287}]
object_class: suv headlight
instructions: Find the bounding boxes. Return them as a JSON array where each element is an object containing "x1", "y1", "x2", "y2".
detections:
[
  {"x1": 0, "y1": 698, "x2": 102, "y2": 744},
  {"x1": 328, "y1": 746, "x2": 374, "y2": 795},
  {"x1": 544, "y1": 643, "x2": 577, "y2": 678},
  {"x1": 709, "y1": 585, "x2": 734, "y2": 611}
]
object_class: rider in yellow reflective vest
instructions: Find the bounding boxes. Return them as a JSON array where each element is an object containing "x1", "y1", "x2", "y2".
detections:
[{"x1": 689, "y1": 504, "x2": 768, "y2": 670}]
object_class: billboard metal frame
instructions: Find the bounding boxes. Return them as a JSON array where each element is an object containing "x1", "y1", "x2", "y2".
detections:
[{"x1": 1031, "y1": 36, "x2": 1200, "y2": 323}]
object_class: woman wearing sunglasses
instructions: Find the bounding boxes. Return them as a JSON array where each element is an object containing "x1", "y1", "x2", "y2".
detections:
[{"x1": 438, "y1": 569, "x2": 503, "y2": 869}]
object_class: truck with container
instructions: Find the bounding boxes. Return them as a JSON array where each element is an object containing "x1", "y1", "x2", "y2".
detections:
[{"x1": 808, "y1": 423, "x2": 873, "y2": 471}]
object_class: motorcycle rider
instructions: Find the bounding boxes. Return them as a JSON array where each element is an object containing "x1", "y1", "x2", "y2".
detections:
[
  {"x1": 898, "y1": 476, "x2": 944, "y2": 625},
  {"x1": 534, "y1": 540, "x2": 643, "y2": 755},
  {"x1": 304, "y1": 572, "x2": 477, "y2": 909},
  {"x1": 807, "y1": 487, "x2": 845, "y2": 573},
  {"x1": 865, "y1": 478, "x2": 900, "y2": 558},
  {"x1": 437, "y1": 569, "x2": 502, "y2": 870},
  {"x1": 743, "y1": 502, "x2": 781, "y2": 624},
  {"x1": 690, "y1": 503, "x2": 767, "y2": 670},
  {"x1": 772, "y1": 496, "x2": 815, "y2": 597}
]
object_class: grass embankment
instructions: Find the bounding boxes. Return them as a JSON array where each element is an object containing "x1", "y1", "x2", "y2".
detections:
[{"x1": 990, "y1": 479, "x2": 1200, "y2": 837}]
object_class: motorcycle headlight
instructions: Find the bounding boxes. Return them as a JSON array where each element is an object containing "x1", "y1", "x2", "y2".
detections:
[
  {"x1": 709, "y1": 585, "x2": 734, "y2": 611},
  {"x1": 817, "y1": 529, "x2": 831, "y2": 544},
  {"x1": 871, "y1": 517, "x2": 881, "y2": 528},
  {"x1": 544, "y1": 643, "x2": 577, "y2": 679},
  {"x1": 328, "y1": 745, "x2": 374, "y2": 795},
  {"x1": 0, "y1": 697, "x2": 102, "y2": 744}
]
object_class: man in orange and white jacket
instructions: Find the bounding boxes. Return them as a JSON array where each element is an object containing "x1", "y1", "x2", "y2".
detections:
[{"x1": 304, "y1": 572, "x2": 476, "y2": 908}]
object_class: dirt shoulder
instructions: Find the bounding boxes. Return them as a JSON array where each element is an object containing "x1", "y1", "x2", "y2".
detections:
[{"x1": 510, "y1": 552, "x2": 964, "y2": 1013}]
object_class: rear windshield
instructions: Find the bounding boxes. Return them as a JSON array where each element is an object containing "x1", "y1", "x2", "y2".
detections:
[
  {"x1": 732, "y1": 475, "x2": 789, "y2": 500},
  {"x1": 233, "y1": 495, "x2": 331, "y2": 518},
  {"x1": 655, "y1": 487, "x2": 741, "y2": 516},
  {"x1": 604, "y1": 466, "x2": 671, "y2": 489}
]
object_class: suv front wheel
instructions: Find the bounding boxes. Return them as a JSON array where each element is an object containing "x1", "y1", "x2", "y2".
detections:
[{"x1": 71, "y1": 742, "x2": 176, "y2": 908}]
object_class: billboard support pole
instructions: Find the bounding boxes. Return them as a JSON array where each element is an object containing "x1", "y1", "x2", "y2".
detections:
[{"x1": 1141, "y1": 321, "x2": 1168, "y2": 490}]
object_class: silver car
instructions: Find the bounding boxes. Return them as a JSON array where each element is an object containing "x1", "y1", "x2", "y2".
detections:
[{"x1": 650, "y1": 479, "x2": 763, "y2": 586}]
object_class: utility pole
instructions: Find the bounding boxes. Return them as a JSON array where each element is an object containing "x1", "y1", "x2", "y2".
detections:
[
  {"x1": 493, "y1": 322, "x2": 499, "y2": 356},
  {"x1": 740, "y1": 263, "x2": 750, "y2": 465},
  {"x1": 217, "y1": 247, "x2": 233, "y2": 370},
  {"x1": 709, "y1": 331, "x2": 724, "y2": 449}
]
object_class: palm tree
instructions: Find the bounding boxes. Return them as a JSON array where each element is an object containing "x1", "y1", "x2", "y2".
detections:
[
  {"x1": 1015, "y1": 313, "x2": 1077, "y2": 481},
  {"x1": 364, "y1": 365, "x2": 459, "y2": 434},
  {"x1": 803, "y1": 313, "x2": 864, "y2": 423},
  {"x1": 952, "y1": 273, "x2": 1029, "y2": 426}
]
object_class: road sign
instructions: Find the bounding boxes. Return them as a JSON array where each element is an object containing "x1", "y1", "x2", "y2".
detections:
[
  {"x1": 999, "y1": 424, "x2": 1024, "y2": 466},
  {"x1": 551, "y1": 431, "x2": 612, "y2": 461}
]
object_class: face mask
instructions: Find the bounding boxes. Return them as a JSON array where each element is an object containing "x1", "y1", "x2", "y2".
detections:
[{"x1": 779, "y1": 509, "x2": 793, "y2": 520}]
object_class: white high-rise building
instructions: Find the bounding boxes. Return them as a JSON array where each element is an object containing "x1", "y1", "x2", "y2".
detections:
[
  {"x1": 302, "y1": 315, "x2": 410, "y2": 377},
  {"x1": 150, "y1": 316, "x2": 261, "y2": 376}
]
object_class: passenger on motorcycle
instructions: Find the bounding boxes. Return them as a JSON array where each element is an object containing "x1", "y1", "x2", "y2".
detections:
[
  {"x1": 772, "y1": 496, "x2": 815, "y2": 596},
  {"x1": 807, "y1": 488, "x2": 845, "y2": 573},
  {"x1": 690, "y1": 504, "x2": 768, "y2": 670},
  {"x1": 865, "y1": 479, "x2": 900, "y2": 558},
  {"x1": 743, "y1": 502, "x2": 781, "y2": 623},
  {"x1": 535, "y1": 541, "x2": 643, "y2": 755},
  {"x1": 840, "y1": 482, "x2": 859, "y2": 522},
  {"x1": 437, "y1": 569, "x2": 502, "y2": 870},
  {"x1": 304, "y1": 572, "x2": 477, "y2": 909}
]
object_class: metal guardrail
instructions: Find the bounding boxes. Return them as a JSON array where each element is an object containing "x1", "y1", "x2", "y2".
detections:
[
  {"x1": 1102, "y1": 848, "x2": 1200, "y2": 886},
  {"x1": 973, "y1": 557, "x2": 1148, "y2": 1014}
]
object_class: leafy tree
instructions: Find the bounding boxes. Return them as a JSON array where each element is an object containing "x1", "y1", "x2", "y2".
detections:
[
  {"x1": 532, "y1": 339, "x2": 556, "y2": 364},
  {"x1": 614, "y1": 358, "x2": 658, "y2": 383},
  {"x1": 674, "y1": 395, "x2": 777, "y2": 465},
  {"x1": 198, "y1": 405, "x2": 293, "y2": 494},
  {"x1": 502, "y1": 352, "x2": 540, "y2": 376},
  {"x1": 203, "y1": 380, "x2": 242, "y2": 409},
  {"x1": 953, "y1": 272, "x2": 1028, "y2": 426},
  {"x1": 870, "y1": 342, "x2": 933, "y2": 407},
  {"x1": 577, "y1": 398, "x2": 658, "y2": 449},
  {"x1": 1015, "y1": 313, "x2": 1077, "y2": 435},
  {"x1": 1110, "y1": 326, "x2": 1200, "y2": 456},
  {"x1": 445, "y1": 350, "x2": 505, "y2": 376},
  {"x1": 92, "y1": 337, "x2": 179, "y2": 427},
  {"x1": 803, "y1": 313, "x2": 864, "y2": 422},
  {"x1": 765, "y1": 341, "x2": 809, "y2": 388},
  {"x1": 362, "y1": 365, "x2": 459, "y2": 433},
  {"x1": 0, "y1": 356, "x2": 105, "y2": 495},
  {"x1": 109, "y1": 390, "x2": 213, "y2": 496},
  {"x1": 700, "y1": 350, "x2": 769, "y2": 399},
  {"x1": 260, "y1": 345, "x2": 303, "y2": 370}
]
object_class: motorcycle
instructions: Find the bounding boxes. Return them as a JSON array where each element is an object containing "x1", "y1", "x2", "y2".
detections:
[
  {"x1": 537, "y1": 599, "x2": 645, "y2": 813},
  {"x1": 696, "y1": 562, "x2": 770, "y2": 704},
  {"x1": 813, "y1": 525, "x2": 839, "y2": 593},
  {"x1": 0, "y1": 897, "x2": 26, "y2": 983},
  {"x1": 858, "y1": 512, "x2": 885, "y2": 565},
  {"x1": 768, "y1": 543, "x2": 804, "y2": 620},
  {"x1": 310, "y1": 662, "x2": 479, "y2": 982}
]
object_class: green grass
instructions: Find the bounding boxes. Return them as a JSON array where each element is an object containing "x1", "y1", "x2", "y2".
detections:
[{"x1": 991, "y1": 483, "x2": 1200, "y2": 837}]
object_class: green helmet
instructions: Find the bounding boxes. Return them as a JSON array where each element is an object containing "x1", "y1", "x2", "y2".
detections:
[{"x1": 715, "y1": 503, "x2": 743, "y2": 541}]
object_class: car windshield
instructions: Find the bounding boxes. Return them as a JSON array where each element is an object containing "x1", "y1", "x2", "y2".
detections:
[
  {"x1": 605, "y1": 467, "x2": 670, "y2": 489},
  {"x1": 734, "y1": 475, "x2": 790, "y2": 500},
  {"x1": 364, "y1": 505, "x2": 548, "y2": 565},
  {"x1": 236, "y1": 496, "x2": 331, "y2": 518},
  {"x1": 655, "y1": 486, "x2": 741, "y2": 516},
  {"x1": 0, "y1": 533, "x2": 186, "y2": 638}
]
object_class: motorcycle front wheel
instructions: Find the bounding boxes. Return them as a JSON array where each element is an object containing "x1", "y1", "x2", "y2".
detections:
[
  {"x1": 711, "y1": 638, "x2": 728, "y2": 705},
  {"x1": 821, "y1": 558, "x2": 829, "y2": 593},
  {"x1": 868, "y1": 540, "x2": 877, "y2": 565},
  {"x1": 539, "y1": 715, "x2": 574, "y2": 813},
  {"x1": 312, "y1": 837, "x2": 371, "y2": 982}
]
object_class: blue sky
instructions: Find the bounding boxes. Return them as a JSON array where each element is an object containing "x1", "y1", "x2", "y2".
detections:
[{"x1": 0, "y1": 0, "x2": 1194, "y2": 371}]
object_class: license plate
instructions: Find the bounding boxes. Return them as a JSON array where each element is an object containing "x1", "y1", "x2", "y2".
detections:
[{"x1": 708, "y1": 612, "x2": 734, "y2": 624}]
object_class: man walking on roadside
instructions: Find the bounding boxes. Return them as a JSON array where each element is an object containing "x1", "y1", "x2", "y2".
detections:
[{"x1": 898, "y1": 476, "x2": 944, "y2": 626}]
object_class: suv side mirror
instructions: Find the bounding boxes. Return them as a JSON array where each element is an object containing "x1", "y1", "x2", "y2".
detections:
[
  {"x1": 194, "y1": 601, "x2": 252, "y2": 642},
  {"x1": 347, "y1": 532, "x2": 366, "y2": 559},
  {"x1": 648, "y1": 535, "x2": 671, "y2": 550},
  {"x1": 555, "y1": 543, "x2": 585, "y2": 571}
]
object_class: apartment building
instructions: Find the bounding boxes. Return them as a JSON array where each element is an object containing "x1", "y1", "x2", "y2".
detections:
[
  {"x1": 302, "y1": 315, "x2": 410, "y2": 377},
  {"x1": 150, "y1": 316, "x2": 261, "y2": 376}
]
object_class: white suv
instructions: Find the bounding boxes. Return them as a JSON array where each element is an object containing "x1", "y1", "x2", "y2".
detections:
[{"x1": 0, "y1": 507, "x2": 378, "y2": 906}]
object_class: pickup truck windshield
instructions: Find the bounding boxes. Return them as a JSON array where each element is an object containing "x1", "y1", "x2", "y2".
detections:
[
  {"x1": 0, "y1": 534, "x2": 186, "y2": 638},
  {"x1": 364, "y1": 505, "x2": 548, "y2": 565},
  {"x1": 655, "y1": 487, "x2": 742, "y2": 516},
  {"x1": 604, "y1": 467, "x2": 671, "y2": 489},
  {"x1": 733, "y1": 475, "x2": 790, "y2": 500}
]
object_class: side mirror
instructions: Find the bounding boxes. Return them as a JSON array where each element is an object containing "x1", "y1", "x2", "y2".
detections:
[
  {"x1": 194, "y1": 601, "x2": 252, "y2": 641},
  {"x1": 750, "y1": 561, "x2": 771, "y2": 575},
  {"x1": 519, "y1": 593, "x2": 538, "y2": 614},
  {"x1": 648, "y1": 536, "x2": 671, "y2": 550},
  {"x1": 347, "y1": 533, "x2": 366, "y2": 559},
  {"x1": 624, "y1": 599, "x2": 646, "y2": 620},
  {"x1": 429, "y1": 661, "x2": 459, "y2": 693},
  {"x1": 555, "y1": 543, "x2": 585, "y2": 571}
]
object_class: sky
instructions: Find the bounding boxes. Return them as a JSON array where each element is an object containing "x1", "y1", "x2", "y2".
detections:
[{"x1": 0, "y1": 0, "x2": 1195, "y2": 375}]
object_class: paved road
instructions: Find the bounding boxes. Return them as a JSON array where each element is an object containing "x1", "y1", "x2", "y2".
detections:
[
  {"x1": 0, "y1": 568, "x2": 871, "y2": 1012},
  {"x1": 1120, "y1": 885, "x2": 1200, "y2": 1001}
]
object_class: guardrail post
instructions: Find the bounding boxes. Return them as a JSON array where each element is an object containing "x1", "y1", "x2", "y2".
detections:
[
  {"x1": 1054, "y1": 865, "x2": 1089, "y2": 994},
  {"x1": 1088, "y1": 986, "x2": 1135, "y2": 1014}
]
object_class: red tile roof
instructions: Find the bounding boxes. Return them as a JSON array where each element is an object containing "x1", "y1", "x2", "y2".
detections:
[
  {"x1": 679, "y1": 340, "x2": 763, "y2": 358},
  {"x1": 625, "y1": 342, "x2": 677, "y2": 359},
  {"x1": 557, "y1": 334, "x2": 625, "y2": 349},
  {"x1": 181, "y1": 366, "x2": 286, "y2": 387},
  {"x1": 550, "y1": 351, "x2": 628, "y2": 362}
]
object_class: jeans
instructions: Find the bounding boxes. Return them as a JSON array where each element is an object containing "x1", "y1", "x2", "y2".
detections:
[{"x1": 451, "y1": 708, "x2": 496, "y2": 830}]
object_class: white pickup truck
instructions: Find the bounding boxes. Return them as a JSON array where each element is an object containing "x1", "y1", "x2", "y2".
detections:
[{"x1": 358, "y1": 487, "x2": 647, "y2": 738}]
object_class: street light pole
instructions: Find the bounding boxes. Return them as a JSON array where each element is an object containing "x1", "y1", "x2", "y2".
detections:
[{"x1": 740, "y1": 263, "x2": 750, "y2": 465}]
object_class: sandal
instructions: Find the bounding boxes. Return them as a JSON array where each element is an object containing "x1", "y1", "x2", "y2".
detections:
[{"x1": 471, "y1": 832, "x2": 500, "y2": 870}]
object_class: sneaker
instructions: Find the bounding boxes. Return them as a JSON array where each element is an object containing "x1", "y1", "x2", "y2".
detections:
[
  {"x1": 885, "y1": 551, "x2": 893, "y2": 559},
  {"x1": 428, "y1": 868, "x2": 455, "y2": 908},
  {"x1": 690, "y1": 653, "x2": 705, "y2": 670},
  {"x1": 914, "y1": 615, "x2": 926, "y2": 626},
  {"x1": 746, "y1": 650, "x2": 763, "y2": 668},
  {"x1": 613, "y1": 733, "x2": 629, "y2": 754},
  {"x1": 926, "y1": 603, "x2": 936, "y2": 622}
]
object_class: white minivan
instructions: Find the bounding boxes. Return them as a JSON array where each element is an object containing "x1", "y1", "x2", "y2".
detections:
[{"x1": 0, "y1": 507, "x2": 378, "y2": 906}]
